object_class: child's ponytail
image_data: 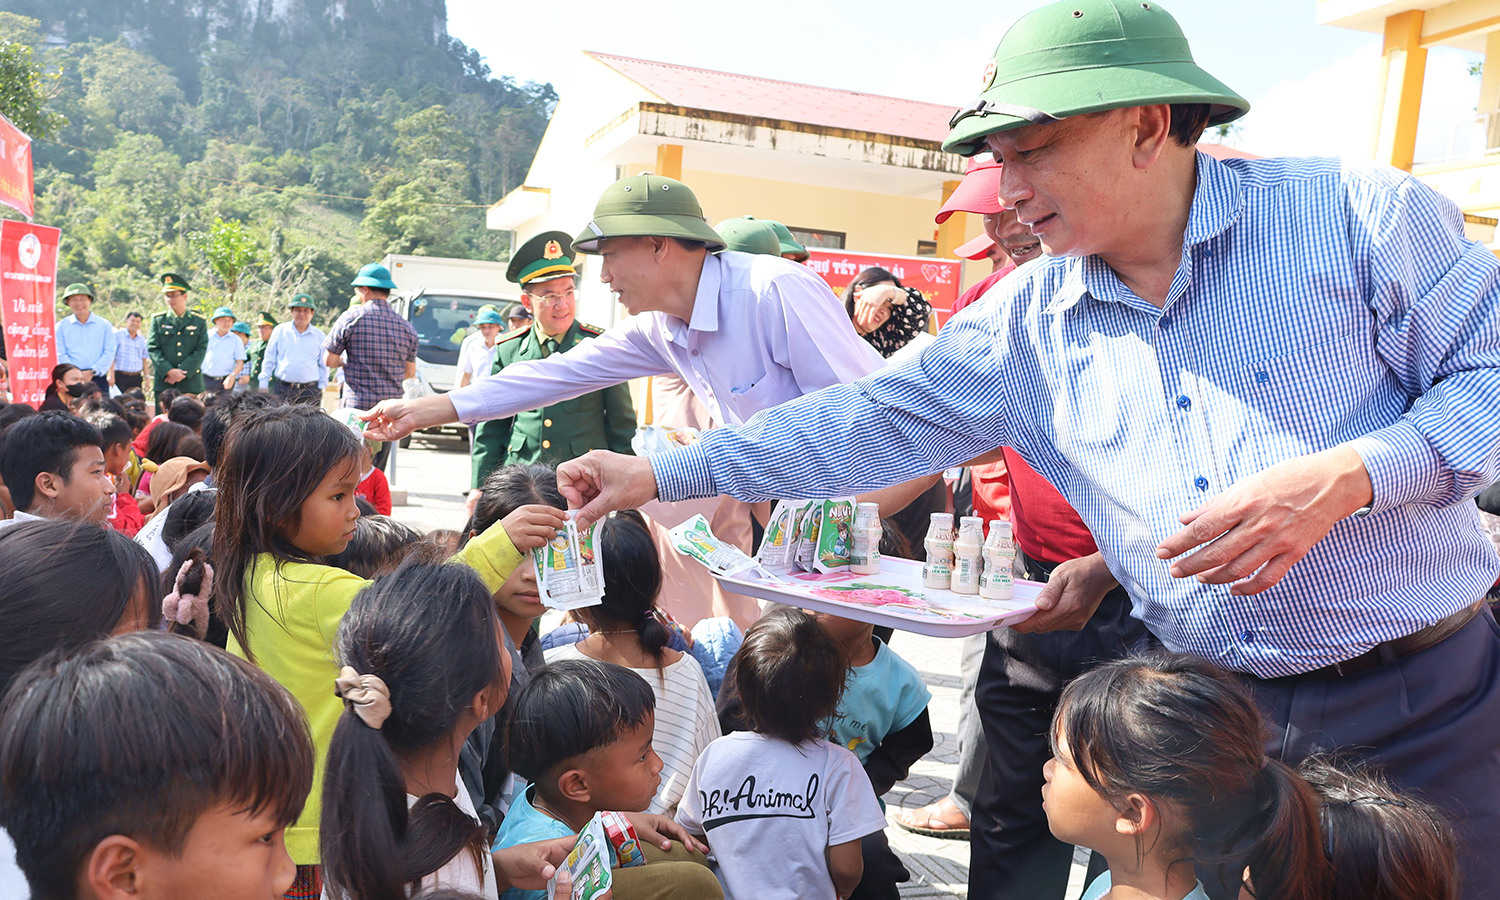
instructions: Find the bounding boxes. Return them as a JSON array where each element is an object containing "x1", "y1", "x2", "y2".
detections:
[
  {"x1": 319, "y1": 561, "x2": 504, "y2": 900},
  {"x1": 1056, "y1": 652, "x2": 1330, "y2": 900},
  {"x1": 1240, "y1": 758, "x2": 1328, "y2": 900},
  {"x1": 597, "y1": 510, "x2": 670, "y2": 666}
]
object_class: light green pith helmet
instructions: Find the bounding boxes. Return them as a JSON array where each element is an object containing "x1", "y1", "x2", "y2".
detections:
[
  {"x1": 714, "y1": 216, "x2": 782, "y2": 256},
  {"x1": 573, "y1": 174, "x2": 726, "y2": 253},
  {"x1": 943, "y1": 0, "x2": 1248, "y2": 156}
]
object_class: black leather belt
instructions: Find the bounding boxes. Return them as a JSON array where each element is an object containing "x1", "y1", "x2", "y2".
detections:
[{"x1": 1277, "y1": 601, "x2": 1483, "y2": 681}]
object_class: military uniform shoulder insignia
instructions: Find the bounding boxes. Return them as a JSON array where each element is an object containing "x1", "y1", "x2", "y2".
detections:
[
  {"x1": 497, "y1": 325, "x2": 531, "y2": 343},
  {"x1": 577, "y1": 321, "x2": 606, "y2": 335}
]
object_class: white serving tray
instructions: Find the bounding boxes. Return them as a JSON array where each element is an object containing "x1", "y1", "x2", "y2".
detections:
[{"x1": 713, "y1": 556, "x2": 1039, "y2": 638}]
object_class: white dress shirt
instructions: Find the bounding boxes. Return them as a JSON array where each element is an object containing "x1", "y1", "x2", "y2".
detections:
[
  {"x1": 259, "y1": 321, "x2": 329, "y2": 388},
  {"x1": 448, "y1": 251, "x2": 883, "y2": 426},
  {"x1": 457, "y1": 331, "x2": 500, "y2": 378}
]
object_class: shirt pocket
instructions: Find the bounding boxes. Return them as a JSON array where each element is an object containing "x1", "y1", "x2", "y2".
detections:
[{"x1": 1236, "y1": 329, "x2": 1388, "y2": 469}]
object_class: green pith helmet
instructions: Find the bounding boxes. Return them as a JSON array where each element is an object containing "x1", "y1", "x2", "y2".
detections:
[
  {"x1": 159, "y1": 272, "x2": 191, "y2": 293},
  {"x1": 211, "y1": 306, "x2": 235, "y2": 321},
  {"x1": 351, "y1": 263, "x2": 397, "y2": 290},
  {"x1": 474, "y1": 308, "x2": 505, "y2": 326},
  {"x1": 943, "y1": 0, "x2": 1248, "y2": 156},
  {"x1": 714, "y1": 217, "x2": 782, "y2": 256},
  {"x1": 288, "y1": 293, "x2": 315, "y2": 309},
  {"x1": 573, "y1": 174, "x2": 725, "y2": 254},
  {"x1": 507, "y1": 231, "x2": 579, "y2": 286},
  {"x1": 761, "y1": 220, "x2": 808, "y2": 259},
  {"x1": 61, "y1": 282, "x2": 95, "y2": 302},
  {"x1": 256, "y1": 311, "x2": 277, "y2": 327},
  {"x1": 231, "y1": 321, "x2": 251, "y2": 335}
]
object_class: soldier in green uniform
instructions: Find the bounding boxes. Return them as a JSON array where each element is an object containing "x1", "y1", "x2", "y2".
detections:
[
  {"x1": 245, "y1": 311, "x2": 276, "y2": 389},
  {"x1": 146, "y1": 272, "x2": 207, "y2": 410},
  {"x1": 467, "y1": 231, "x2": 636, "y2": 503}
]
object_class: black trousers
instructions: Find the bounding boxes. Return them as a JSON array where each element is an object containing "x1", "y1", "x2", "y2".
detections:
[
  {"x1": 849, "y1": 828, "x2": 907, "y2": 900},
  {"x1": 968, "y1": 554, "x2": 1149, "y2": 900},
  {"x1": 272, "y1": 379, "x2": 321, "y2": 406},
  {"x1": 114, "y1": 372, "x2": 143, "y2": 392}
]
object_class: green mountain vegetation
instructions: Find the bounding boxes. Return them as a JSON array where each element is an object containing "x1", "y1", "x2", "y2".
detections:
[{"x1": 0, "y1": 2, "x2": 552, "y2": 324}]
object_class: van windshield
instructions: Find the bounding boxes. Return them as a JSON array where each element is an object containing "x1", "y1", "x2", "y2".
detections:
[{"x1": 406, "y1": 294, "x2": 498, "y2": 366}]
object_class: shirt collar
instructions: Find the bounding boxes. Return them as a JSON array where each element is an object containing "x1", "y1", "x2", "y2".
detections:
[
  {"x1": 1044, "y1": 151, "x2": 1245, "y2": 315},
  {"x1": 687, "y1": 252, "x2": 722, "y2": 334}
]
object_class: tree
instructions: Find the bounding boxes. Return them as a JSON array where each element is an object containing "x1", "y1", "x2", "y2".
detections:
[
  {"x1": 0, "y1": 13, "x2": 63, "y2": 138},
  {"x1": 190, "y1": 217, "x2": 259, "y2": 302}
]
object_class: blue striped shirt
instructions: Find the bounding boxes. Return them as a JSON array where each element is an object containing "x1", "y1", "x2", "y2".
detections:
[{"x1": 654, "y1": 153, "x2": 1500, "y2": 678}]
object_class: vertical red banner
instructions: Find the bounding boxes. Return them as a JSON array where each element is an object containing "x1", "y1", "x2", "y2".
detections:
[
  {"x1": 0, "y1": 114, "x2": 34, "y2": 220},
  {"x1": 1, "y1": 220, "x2": 60, "y2": 407}
]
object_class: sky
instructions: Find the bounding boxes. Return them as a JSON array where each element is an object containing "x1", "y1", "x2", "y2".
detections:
[{"x1": 448, "y1": 0, "x2": 1482, "y2": 164}]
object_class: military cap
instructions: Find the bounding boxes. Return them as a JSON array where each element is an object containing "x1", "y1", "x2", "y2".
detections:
[
  {"x1": 714, "y1": 217, "x2": 782, "y2": 256},
  {"x1": 507, "y1": 231, "x2": 579, "y2": 286},
  {"x1": 159, "y1": 272, "x2": 191, "y2": 293},
  {"x1": 256, "y1": 311, "x2": 278, "y2": 327},
  {"x1": 231, "y1": 321, "x2": 251, "y2": 336},
  {"x1": 351, "y1": 263, "x2": 398, "y2": 290},
  {"x1": 761, "y1": 220, "x2": 809, "y2": 260},
  {"x1": 288, "y1": 293, "x2": 315, "y2": 309},
  {"x1": 943, "y1": 0, "x2": 1248, "y2": 156},
  {"x1": 573, "y1": 174, "x2": 725, "y2": 254},
  {"x1": 211, "y1": 306, "x2": 235, "y2": 321},
  {"x1": 61, "y1": 282, "x2": 95, "y2": 302}
]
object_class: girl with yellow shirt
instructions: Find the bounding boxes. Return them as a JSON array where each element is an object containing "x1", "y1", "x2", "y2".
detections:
[{"x1": 211, "y1": 405, "x2": 567, "y2": 897}]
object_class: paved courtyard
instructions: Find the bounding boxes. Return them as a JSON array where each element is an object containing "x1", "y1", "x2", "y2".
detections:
[{"x1": 385, "y1": 435, "x2": 1090, "y2": 899}]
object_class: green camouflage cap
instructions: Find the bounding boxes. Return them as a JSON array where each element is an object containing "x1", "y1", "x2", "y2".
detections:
[
  {"x1": 61, "y1": 282, "x2": 95, "y2": 302},
  {"x1": 714, "y1": 217, "x2": 782, "y2": 256},
  {"x1": 761, "y1": 220, "x2": 808, "y2": 259},
  {"x1": 943, "y1": 0, "x2": 1248, "y2": 156},
  {"x1": 573, "y1": 174, "x2": 725, "y2": 254}
]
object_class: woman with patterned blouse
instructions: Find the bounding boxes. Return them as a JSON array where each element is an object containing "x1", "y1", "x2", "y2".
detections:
[{"x1": 842, "y1": 267, "x2": 932, "y2": 359}]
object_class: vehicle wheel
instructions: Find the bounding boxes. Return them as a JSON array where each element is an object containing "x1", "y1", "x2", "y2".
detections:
[{"x1": 399, "y1": 435, "x2": 411, "y2": 449}]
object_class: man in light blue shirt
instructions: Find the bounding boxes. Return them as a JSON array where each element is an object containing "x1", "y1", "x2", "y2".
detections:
[
  {"x1": 109, "y1": 311, "x2": 150, "y2": 393},
  {"x1": 55, "y1": 283, "x2": 117, "y2": 392},
  {"x1": 551, "y1": 2, "x2": 1500, "y2": 894},
  {"x1": 200, "y1": 306, "x2": 247, "y2": 396},
  {"x1": 258, "y1": 294, "x2": 328, "y2": 405}
]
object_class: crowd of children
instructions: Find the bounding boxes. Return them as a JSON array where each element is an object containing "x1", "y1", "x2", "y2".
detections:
[{"x1": 0, "y1": 389, "x2": 1470, "y2": 900}]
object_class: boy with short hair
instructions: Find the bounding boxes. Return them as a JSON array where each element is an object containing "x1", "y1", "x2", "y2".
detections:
[
  {"x1": 85, "y1": 411, "x2": 145, "y2": 536},
  {"x1": 0, "y1": 631, "x2": 314, "y2": 900},
  {"x1": 499, "y1": 658, "x2": 719, "y2": 900},
  {"x1": 0, "y1": 411, "x2": 114, "y2": 527}
]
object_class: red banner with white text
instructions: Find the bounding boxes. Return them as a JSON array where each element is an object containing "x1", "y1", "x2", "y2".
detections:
[
  {"x1": 0, "y1": 114, "x2": 34, "y2": 220},
  {"x1": 803, "y1": 249, "x2": 965, "y2": 327},
  {"x1": 1, "y1": 220, "x2": 60, "y2": 407}
]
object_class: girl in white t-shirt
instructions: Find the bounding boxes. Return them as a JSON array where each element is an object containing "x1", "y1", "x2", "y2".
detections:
[
  {"x1": 319, "y1": 560, "x2": 510, "y2": 900},
  {"x1": 676, "y1": 608, "x2": 887, "y2": 900},
  {"x1": 544, "y1": 510, "x2": 720, "y2": 815}
]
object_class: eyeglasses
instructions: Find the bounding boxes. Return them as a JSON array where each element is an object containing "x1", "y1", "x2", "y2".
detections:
[
  {"x1": 524, "y1": 287, "x2": 576, "y2": 308},
  {"x1": 948, "y1": 98, "x2": 1059, "y2": 130}
]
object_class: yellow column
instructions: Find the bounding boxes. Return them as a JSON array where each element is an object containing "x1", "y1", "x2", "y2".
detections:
[
  {"x1": 935, "y1": 180, "x2": 964, "y2": 258},
  {"x1": 1371, "y1": 10, "x2": 1428, "y2": 171},
  {"x1": 655, "y1": 144, "x2": 683, "y2": 180}
]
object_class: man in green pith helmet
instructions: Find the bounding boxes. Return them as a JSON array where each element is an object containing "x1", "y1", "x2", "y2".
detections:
[
  {"x1": 243, "y1": 311, "x2": 277, "y2": 389},
  {"x1": 761, "y1": 219, "x2": 809, "y2": 262},
  {"x1": 146, "y1": 272, "x2": 207, "y2": 410},
  {"x1": 520, "y1": 3, "x2": 1500, "y2": 898},
  {"x1": 466, "y1": 230, "x2": 637, "y2": 508}
]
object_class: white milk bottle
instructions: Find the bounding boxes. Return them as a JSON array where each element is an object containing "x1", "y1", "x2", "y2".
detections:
[
  {"x1": 950, "y1": 516, "x2": 984, "y2": 594},
  {"x1": 850, "y1": 502, "x2": 883, "y2": 575},
  {"x1": 922, "y1": 513, "x2": 955, "y2": 589},
  {"x1": 980, "y1": 519, "x2": 1015, "y2": 600}
]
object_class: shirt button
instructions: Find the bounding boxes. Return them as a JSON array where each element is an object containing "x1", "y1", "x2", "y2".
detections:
[
  {"x1": 691, "y1": 349, "x2": 699, "y2": 357},
  {"x1": 1254, "y1": 370, "x2": 1270, "y2": 384},
  {"x1": 1239, "y1": 629, "x2": 1254, "y2": 643},
  {"x1": 543, "y1": 418, "x2": 552, "y2": 427},
  {"x1": 1194, "y1": 476, "x2": 1208, "y2": 491},
  {"x1": 1159, "y1": 316, "x2": 1170, "y2": 328},
  {"x1": 542, "y1": 440, "x2": 551, "y2": 449},
  {"x1": 1176, "y1": 395, "x2": 1191, "y2": 410}
]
